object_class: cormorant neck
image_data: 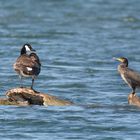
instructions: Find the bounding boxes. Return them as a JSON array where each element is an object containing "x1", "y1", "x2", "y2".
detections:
[
  {"x1": 123, "y1": 61, "x2": 128, "y2": 67},
  {"x1": 125, "y1": 59, "x2": 128, "y2": 67}
]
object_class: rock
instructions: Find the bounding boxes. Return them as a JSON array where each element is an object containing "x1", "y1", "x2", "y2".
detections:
[
  {"x1": 0, "y1": 87, "x2": 73, "y2": 106},
  {"x1": 128, "y1": 93, "x2": 140, "y2": 107}
]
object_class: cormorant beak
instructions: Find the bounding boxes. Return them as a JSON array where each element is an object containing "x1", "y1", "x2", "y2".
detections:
[{"x1": 113, "y1": 57, "x2": 123, "y2": 62}]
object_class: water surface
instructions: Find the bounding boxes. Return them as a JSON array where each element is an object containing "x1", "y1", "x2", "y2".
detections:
[{"x1": 0, "y1": 0, "x2": 140, "y2": 139}]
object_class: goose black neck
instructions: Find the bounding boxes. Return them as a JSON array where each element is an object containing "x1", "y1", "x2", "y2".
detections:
[{"x1": 20, "y1": 47, "x2": 26, "y2": 55}]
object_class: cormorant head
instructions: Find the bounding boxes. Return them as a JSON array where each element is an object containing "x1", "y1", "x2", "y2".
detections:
[
  {"x1": 21, "y1": 44, "x2": 36, "y2": 55},
  {"x1": 114, "y1": 57, "x2": 128, "y2": 67}
]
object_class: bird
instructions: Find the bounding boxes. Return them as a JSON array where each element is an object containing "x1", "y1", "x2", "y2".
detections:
[
  {"x1": 13, "y1": 44, "x2": 41, "y2": 89},
  {"x1": 114, "y1": 57, "x2": 140, "y2": 95}
]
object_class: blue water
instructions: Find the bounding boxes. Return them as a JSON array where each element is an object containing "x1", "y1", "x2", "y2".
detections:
[{"x1": 0, "y1": 0, "x2": 140, "y2": 139}]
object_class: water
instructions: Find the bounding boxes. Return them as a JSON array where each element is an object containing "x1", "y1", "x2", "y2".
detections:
[{"x1": 0, "y1": 0, "x2": 140, "y2": 139}]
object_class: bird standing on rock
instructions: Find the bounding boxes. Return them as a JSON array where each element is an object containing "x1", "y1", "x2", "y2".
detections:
[
  {"x1": 114, "y1": 57, "x2": 140, "y2": 95},
  {"x1": 13, "y1": 44, "x2": 41, "y2": 90}
]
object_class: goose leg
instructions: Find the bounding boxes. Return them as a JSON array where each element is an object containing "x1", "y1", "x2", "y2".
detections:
[
  {"x1": 19, "y1": 76, "x2": 23, "y2": 88},
  {"x1": 31, "y1": 77, "x2": 35, "y2": 90}
]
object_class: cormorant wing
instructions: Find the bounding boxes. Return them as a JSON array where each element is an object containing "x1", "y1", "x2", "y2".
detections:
[{"x1": 124, "y1": 68, "x2": 140, "y2": 86}]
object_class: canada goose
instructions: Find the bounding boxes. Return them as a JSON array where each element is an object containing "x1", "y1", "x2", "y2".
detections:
[{"x1": 13, "y1": 44, "x2": 41, "y2": 89}]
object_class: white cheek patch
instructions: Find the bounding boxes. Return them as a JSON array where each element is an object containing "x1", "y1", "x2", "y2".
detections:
[
  {"x1": 27, "y1": 67, "x2": 32, "y2": 71},
  {"x1": 25, "y1": 45, "x2": 31, "y2": 52}
]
